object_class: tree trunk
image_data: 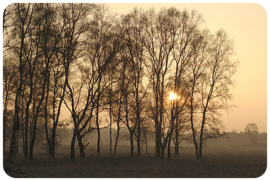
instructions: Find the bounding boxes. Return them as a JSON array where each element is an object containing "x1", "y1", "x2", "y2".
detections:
[
  {"x1": 8, "y1": 14, "x2": 25, "y2": 161},
  {"x1": 137, "y1": 118, "x2": 141, "y2": 156},
  {"x1": 161, "y1": 145, "x2": 165, "y2": 160},
  {"x1": 29, "y1": 119, "x2": 37, "y2": 160},
  {"x1": 155, "y1": 90, "x2": 160, "y2": 157},
  {"x1": 136, "y1": 89, "x2": 141, "y2": 156},
  {"x1": 97, "y1": 126, "x2": 101, "y2": 157},
  {"x1": 145, "y1": 136, "x2": 148, "y2": 155},
  {"x1": 157, "y1": 77, "x2": 165, "y2": 158},
  {"x1": 113, "y1": 91, "x2": 123, "y2": 156},
  {"x1": 190, "y1": 84, "x2": 199, "y2": 159},
  {"x1": 8, "y1": 72, "x2": 22, "y2": 161},
  {"x1": 130, "y1": 132, "x2": 134, "y2": 156},
  {"x1": 168, "y1": 100, "x2": 175, "y2": 159},
  {"x1": 173, "y1": 62, "x2": 179, "y2": 157},
  {"x1": 158, "y1": 126, "x2": 162, "y2": 158},
  {"x1": 96, "y1": 85, "x2": 101, "y2": 157},
  {"x1": 77, "y1": 135, "x2": 85, "y2": 158},
  {"x1": 175, "y1": 117, "x2": 179, "y2": 156},
  {"x1": 198, "y1": 109, "x2": 207, "y2": 159},
  {"x1": 51, "y1": 126, "x2": 57, "y2": 158},
  {"x1": 8, "y1": 94, "x2": 21, "y2": 161},
  {"x1": 3, "y1": 116, "x2": 6, "y2": 153},
  {"x1": 21, "y1": 121, "x2": 25, "y2": 154},
  {"x1": 168, "y1": 135, "x2": 171, "y2": 159},
  {"x1": 29, "y1": 70, "x2": 48, "y2": 160},
  {"x1": 70, "y1": 130, "x2": 76, "y2": 161},
  {"x1": 8, "y1": 129, "x2": 18, "y2": 161},
  {"x1": 45, "y1": 114, "x2": 52, "y2": 157},
  {"x1": 109, "y1": 66, "x2": 113, "y2": 156},
  {"x1": 51, "y1": 69, "x2": 68, "y2": 159},
  {"x1": 44, "y1": 73, "x2": 53, "y2": 158},
  {"x1": 29, "y1": 98, "x2": 35, "y2": 157},
  {"x1": 19, "y1": 94, "x2": 24, "y2": 155},
  {"x1": 109, "y1": 92, "x2": 112, "y2": 155},
  {"x1": 24, "y1": 107, "x2": 29, "y2": 158},
  {"x1": 113, "y1": 121, "x2": 120, "y2": 155},
  {"x1": 15, "y1": 128, "x2": 19, "y2": 156},
  {"x1": 125, "y1": 94, "x2": 134, "y2": 157},
  {"x1": 109, "y1": 119, "x2": 112, "y2": 155},
  {"x1": 3, "y1": 45, "x2": 9, "y2": 154}
]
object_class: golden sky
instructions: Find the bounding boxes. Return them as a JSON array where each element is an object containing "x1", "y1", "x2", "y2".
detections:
[
  {"x1": 105, "y1": 3, "x2": 267, "y2": 133},
  {"x1": 1, "y1": 2, "x2": 267, "y2": 133}
]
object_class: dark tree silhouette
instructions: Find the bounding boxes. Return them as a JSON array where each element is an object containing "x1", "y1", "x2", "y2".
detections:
[
  {"x1": 244, "y1": 123, "x2": 259, "y2": 144},
  {"x1": 4, "y1": 4, "x2": 238, "y2": 162},
  {"x1": 7, "y1": 3, "x2": 38, "y2": 161}
]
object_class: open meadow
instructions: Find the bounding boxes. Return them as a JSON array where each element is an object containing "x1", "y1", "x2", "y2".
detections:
[{"x1": 3, "y1": 144, "x2": 267, "y2": 178}]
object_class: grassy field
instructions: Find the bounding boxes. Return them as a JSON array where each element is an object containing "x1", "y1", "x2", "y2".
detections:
[{"x1": 3, "y1": 144, "x2": 267, "y2": 178}]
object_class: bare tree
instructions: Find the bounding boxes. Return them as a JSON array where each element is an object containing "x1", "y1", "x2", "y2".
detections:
[
  {"x1": 37, "y1": 3, "x2": 70, "y2": 159},
  {"x1": 121, "y1": 8, "x2": 150, "y2": 156},
  {"x1": 90, "y1": 5, "x2": 124, "y2": 157},
  {"x1": 3, "y1": 4, "x2": 239, "y2": 162},
  {"x1": 169, "y1": 9, "x2": 203, "y2": 157},
  {"x1": 112, "y1": 79, "x2": 124, "y2": 155},
  {"x1": 244, "y1": 123, "x2": 259, "y2": 144},
  {"x1": 117, "y1": 49, "x2": 135, "y2": 156},
  {"x1": 3, "y1": 7, "x2": 16, "y2": 151},
  {"x1": 7, "y1": 3, "x2": 37, "y2": 161},
  {"x1": 56, "y1": 3, "x2": 96, "y2": 160},
  {"x1": 143, "y1": 8, "x2": 191, "y2": 158},
  {"x1": 190, "y1": 29, "x2": 237, "y2": 159},
  {"x1": 3, "y1": 59, "x2": 17, "y2": 153},
  {"x1": 61, "y1": 3, "x2": 124, "y2": 160}
]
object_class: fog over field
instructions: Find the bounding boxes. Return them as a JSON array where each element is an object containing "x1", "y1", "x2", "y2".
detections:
[
  {"x1": 3, "y1": 128, "x2": 267, "y2": 177},
  {"x1": 2, "y1": 2, "x2": 267, "y2": 178}
]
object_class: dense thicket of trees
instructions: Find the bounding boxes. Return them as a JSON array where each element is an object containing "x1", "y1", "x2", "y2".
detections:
[{"x1": 3, "y1": 3, "x2": 238, "y2": 161}]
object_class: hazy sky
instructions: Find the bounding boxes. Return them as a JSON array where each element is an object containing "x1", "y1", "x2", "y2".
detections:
[
  {"x1": 104, "y1": 3, "x2": 267, "y2": 133},
  {"x1": 1, "y1": 2, "x2": 267, "y2": 133}
]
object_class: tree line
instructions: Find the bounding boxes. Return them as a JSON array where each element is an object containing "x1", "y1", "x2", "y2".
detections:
[{"x1": 3, "y1": 3, "x2": 238, "y2": 161}]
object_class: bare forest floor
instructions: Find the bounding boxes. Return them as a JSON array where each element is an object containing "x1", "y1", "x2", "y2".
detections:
[{"x1": 3, "y1": 144, "x2": 267, "y2": 178}]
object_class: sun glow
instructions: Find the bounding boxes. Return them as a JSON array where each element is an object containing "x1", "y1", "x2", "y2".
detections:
[{"x1": 169, "y1": 92, "x2": 178, "y2": 100}]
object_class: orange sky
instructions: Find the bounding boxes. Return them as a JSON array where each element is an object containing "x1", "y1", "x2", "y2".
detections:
[
  {"x1": 105, "y1": 3, "x2": 267, "y2": 133},
  {"x1": 1, "y1": 2, "x2": 267, "y2": 133}
]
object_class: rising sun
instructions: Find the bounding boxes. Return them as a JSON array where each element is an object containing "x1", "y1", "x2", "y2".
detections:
[{"x1": 169, "y1": 92, "x2": 178, "y2": 100}]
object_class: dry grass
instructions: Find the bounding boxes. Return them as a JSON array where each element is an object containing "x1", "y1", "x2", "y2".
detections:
[{"x1": 3, "y1": 144, "x2": 266, "y2": 178}]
